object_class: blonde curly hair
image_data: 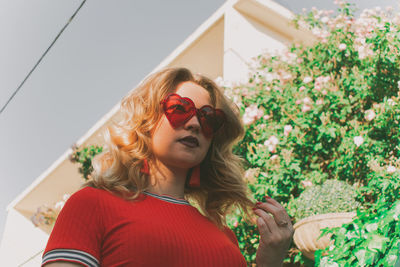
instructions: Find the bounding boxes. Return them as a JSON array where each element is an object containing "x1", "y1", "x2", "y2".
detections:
[{"x1": 85, "y1": 67, "x2": 254, "y2": 228}]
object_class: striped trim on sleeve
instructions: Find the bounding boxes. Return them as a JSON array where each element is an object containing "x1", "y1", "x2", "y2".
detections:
[{"x1": 42, "y1": 248, "x2": 99, "y2": 267}]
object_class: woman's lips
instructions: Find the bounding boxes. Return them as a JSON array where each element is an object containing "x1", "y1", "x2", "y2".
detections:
[{"x1": 178, "y1": 136, "x2": 199, "y2": 148}]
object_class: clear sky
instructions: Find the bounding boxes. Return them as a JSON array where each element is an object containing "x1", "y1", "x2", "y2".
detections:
[{"x1": 1, "y1": 0, "x2": 398, "y2": 245}]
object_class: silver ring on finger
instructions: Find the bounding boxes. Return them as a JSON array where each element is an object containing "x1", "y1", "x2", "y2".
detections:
[{"x1": 277, "y1": 220, "x2": 289, "y2": 227}]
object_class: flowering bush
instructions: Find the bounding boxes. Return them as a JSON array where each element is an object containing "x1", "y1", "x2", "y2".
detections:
[
  {"x1": 223, "y1": 1, "x2": 400, "y2": 265},
  {"x1": 31, "y1": 194, "x2": 70, "y2": 227},
  {"x1": 30, "y1": 144, "x2": 103, "y2": 228}
]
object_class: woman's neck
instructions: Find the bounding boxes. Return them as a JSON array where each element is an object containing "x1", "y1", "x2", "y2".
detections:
[{"x1": 147, "y1": 161, "x2": 188, "y2": 199}]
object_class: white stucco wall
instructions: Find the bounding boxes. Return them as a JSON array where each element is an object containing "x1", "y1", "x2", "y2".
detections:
[
  {"x1": 0, "y1": 208, "x2": 47, "y2": 266},
  {"x1": 223, "y1": 6, "x2": 288, "y2": 84}
]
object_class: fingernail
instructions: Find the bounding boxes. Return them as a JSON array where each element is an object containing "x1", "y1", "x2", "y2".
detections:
[
  {"x1": 264, "y1": 195, "x2": 271, "y2": 200},
  {"x1": 256, "y1": 201, "x2": 263, "y2": 205},
  {"x1": 252, "y1": 207, "x2": 258, "y2": 211}
]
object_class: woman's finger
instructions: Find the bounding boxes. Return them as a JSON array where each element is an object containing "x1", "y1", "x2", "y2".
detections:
[
  {"x1": 253, "y1": 208, "x2": 278, "y2": 233},
  {"x1": 264, "y1": 196, "x2": 286, "y2": 210},
  {"x1": 256, "y1": 201, "x2": 291, "y2": 227}
]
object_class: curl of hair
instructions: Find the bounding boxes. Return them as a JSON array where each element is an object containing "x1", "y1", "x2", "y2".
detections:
[{"x1": 84, "y1": 67, "x2": 254, "y2": 229}]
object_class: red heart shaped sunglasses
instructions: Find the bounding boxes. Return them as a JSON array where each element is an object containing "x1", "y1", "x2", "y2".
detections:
[{"x1": 161, "y1": 93, "x2": 225, "y2": 138}]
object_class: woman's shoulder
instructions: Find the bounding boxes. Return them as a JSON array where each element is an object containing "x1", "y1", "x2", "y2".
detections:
[
  {"x1": 222, "y1": 226, "x2": 239, "y2": 246},
  {"x1": 66, "y1": 186, "x2": 111, "y2": 205}
]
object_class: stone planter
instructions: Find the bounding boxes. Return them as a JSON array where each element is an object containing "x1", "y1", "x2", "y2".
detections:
[{"x1": 293, "y1": 212, "x2": 356, "y2": 260}]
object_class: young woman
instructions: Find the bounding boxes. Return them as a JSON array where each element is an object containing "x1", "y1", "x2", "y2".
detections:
[{"x1": 42, "y1": 67, "x2": 293, "y2": 267}]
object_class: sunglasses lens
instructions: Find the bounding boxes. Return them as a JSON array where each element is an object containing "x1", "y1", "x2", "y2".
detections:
[
  {"x1": 199, "y1": 106, "x2": 225, "y2": 137},
  {"x1": 163, "y1": 95, "x2": 195, "y2": 128}
]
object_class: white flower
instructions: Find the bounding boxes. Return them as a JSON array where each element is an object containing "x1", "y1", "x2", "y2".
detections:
[
  {"x1": 339, "y1": 43, "x2": 347, "y2": 51},
  {"x1": 398, "y1": 81, "x2": 400, "y2": 90},
  {"x1": 316, "y1": 99, "x2": 324, "y2": 105},
  {"x1": 365, "y1": 109, "x2": 376, "y2": 121},
  {"x1": 270, "y1": 155, "x2": 279, "y2": 161},
  {"x1": 301, "y1": 180, "x2": 313, "y2": 188},
  {"x1": 63, "y1": 194, "x2": 70, "y2": 202},
  {"x1": 321, "y1": 16, "x2": 329, "y2": 23},
  {"x1": 267, "y1": 145, "x2": 276, "y2": 153},
  {"x1": 243, "y1": 105, "x2": 263, "y2": 125},
  {"x1": 264, "y1": 136, "x2": 279, "y2": 153},
  {"x1": 354, "y1": 136, "x2": 364, "y2": 147},
  {"x1": 388, "y1": 99, "x2": 396, "y2": 106},
  {"x1": 243, "y1": 114, "x2": 255, "y2": 125},
  {"x1": 387, "y1": 165, "x2": 396, "y2": 174},
  {"x1": 213, "y1": 76, "x2": 232, "y2": 88},
  {"x1": 303, "y1": 97, "x2": 313, "y2": 105},
  {"x1": 54, "y1": 201, "x2": 65, "y2": 210},
  {"x1": 302, "y1": 105, "x2": 312, "y2": 112},
  {"x1": 282, "y1": 73, "x2": 293, "y2": 81},
  {"x1": 263, "y1": 114, "x2": 270, "y2": 120},
  {"x1": 299, "y1": 86, "x2": 306, "y2": 92},
  {"x1": 284, "y1": 125, "x2": 293, "y2": 136},
  {"x1": 303, "y1": 76, "x2": 313, "y2": 84},
  {"x1": 269, "y1": 135, "x2": 279, "y2": 145}
]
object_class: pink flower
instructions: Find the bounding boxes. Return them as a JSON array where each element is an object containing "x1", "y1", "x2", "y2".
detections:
[
  {"x1": 264, "y1": 136, "x2": 279, "y2": 153},
  {"x1": 301, "y1": 180, "x2": 313, "y2": 188},
  {"x1": 268, "y1": 146, "x2": 277, "y2": 153},
  {"x1": 303, "y1": 76, "x2": 313, "y2": 84},
  {"x1": 302, "y1": 105, "x2": 312, "y2": 112},
  {"x1": 321, "y1": 16, "x2": 329, "y2": 23},
  {"x1": 387, "y1": 165, "x2": 396, "y2": 174},
  {"x1": 284, "y1": 125, "x2": 293, "y2": 136},
  {"x1": 365, "y1": 109, "x2": 376, "y2": 121},
  {"x1": 303, "y1": 97, "x2": 313, "y2": 105},
  {"x1": 233, "y1": 221, "x2": 239, "y2": 227},
  {"x1": 339, "y1": 43, "x2": 347, "y2": 51},
  {"x1": 322, "y1": 90, "x2": 327, "y2": 95},
  {"x1": 270, "y1": 136, "x2": 279, "y2": 145},
  {"x1": 243, "y1": 105, "x2": 263, "y2": 125},
  {"x1": 387, "y1": 99, "x2": 396, "y2": 106},
  {"x1": 316, "y1": 99, "x2": 324, "y2": 105},
  {"x1": 354, "y1": 136, "x2": 364, "y2": 147},
  {"x1": 295, "y1": 100, "x2": 302, "y2": 105},
  {"x1": 299, "y1": 86, "x2": 306, "y2": 92},
  {"x1": 270, "y1": 155, "x2": 279, "y2": 161},
  {"x1": 263, "y1": 114, "x2": 271, "y2": 120}
]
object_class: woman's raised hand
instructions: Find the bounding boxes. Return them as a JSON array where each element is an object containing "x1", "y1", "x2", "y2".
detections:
[{"x1": 253, "y1": 196, "x2": 294, "y2": 267}]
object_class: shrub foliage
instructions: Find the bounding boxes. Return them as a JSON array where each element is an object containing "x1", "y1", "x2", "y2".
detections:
[{"x1": 224, "y1": 2, "x2": 400, "y2": 266}]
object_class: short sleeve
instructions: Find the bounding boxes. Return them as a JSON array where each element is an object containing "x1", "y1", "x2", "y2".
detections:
[
  {"x1": 223, "y1": 226, "x2": 240, "y2": 247},
  {"x1": 42, "y1": 187, "x2": 103, "y2": 267}
]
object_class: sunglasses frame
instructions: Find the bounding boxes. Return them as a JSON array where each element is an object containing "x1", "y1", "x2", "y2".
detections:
[{"x1": 160, "y1": 93, "x2": 225, "y2": 138}]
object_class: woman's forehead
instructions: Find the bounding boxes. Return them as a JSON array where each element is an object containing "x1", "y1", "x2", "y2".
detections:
[{"x1": 174, "y1": 81, "x2": 211, "y2": 108}]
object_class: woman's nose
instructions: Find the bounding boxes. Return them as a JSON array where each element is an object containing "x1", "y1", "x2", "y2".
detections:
[{"x1": 184, "y1": 114, "x2": 201, "y2": 133}]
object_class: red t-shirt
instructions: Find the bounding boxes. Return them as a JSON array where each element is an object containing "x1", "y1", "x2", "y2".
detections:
[{"x1": 42, "y1": 187, "x2": 247, "y2": 267}]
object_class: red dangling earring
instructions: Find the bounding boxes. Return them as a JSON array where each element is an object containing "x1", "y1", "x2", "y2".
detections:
[
  {"x1": 188, "y1": 165, "x2": 201, "y2": 187},
  {"x1": 140, "y1": 159, "x2": 150, "y2": 175}
]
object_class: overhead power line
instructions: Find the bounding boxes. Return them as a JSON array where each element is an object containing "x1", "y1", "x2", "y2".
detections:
[{"x1": 0, "y1": 0, "x2": 87, "y2": 115}]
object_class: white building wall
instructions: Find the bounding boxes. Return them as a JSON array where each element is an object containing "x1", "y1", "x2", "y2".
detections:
[
  {"x1": 223, "y1": 6, "x2": 288, "y2": 83},
  {"x1": 0, "y1": 208, "x2": 47, "y2": 266}
]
